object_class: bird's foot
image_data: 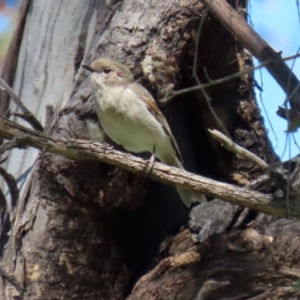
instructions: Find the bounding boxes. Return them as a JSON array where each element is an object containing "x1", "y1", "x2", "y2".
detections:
[{"x1": 146, "y1": 153, "x2": 156, "y2": 173}]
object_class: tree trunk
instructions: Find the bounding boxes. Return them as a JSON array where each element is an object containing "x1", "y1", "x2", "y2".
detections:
[{"x1": 1, "y1": 0, "x2": 299, "y2": 299}]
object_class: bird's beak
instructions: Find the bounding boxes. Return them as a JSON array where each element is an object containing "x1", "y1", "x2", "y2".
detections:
[{"x1": 82, "y1": 64, "x2": 94, "y2": 72}]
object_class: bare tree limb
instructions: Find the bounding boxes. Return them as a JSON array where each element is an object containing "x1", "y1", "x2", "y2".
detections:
[
  {"x1": 0, "y1": 0, "x2": 31, "y2": 116},
  {"x1": 200, "y1": 0, "x2": 300, "y2": 131},
  {"x1": 0, "y1": 139, "x2": 24, "y2": 155},
  {"x1": 0, "y1": 265, "x2": 23, "y2": 300},
  {"x1": 164, "y1": 53, "x2": 300, "y2": 104},
  {"x1": 208, "y1": 129, "x2": 296, "y2": 194},
  {"x1": 0, "y1": 166, "x2": 19, "y2": 209},
  {"x1": 0, "y1": 78, "x2": 43, "y2": 132},
  {"x1": 0, "y1": 116, "x2": 298, "y2": 219},
  {"x1": 0, "y1": 188, "x2": 6, "y2": 212},
  {"x1": 191, "y1": 9, "x2": 230, "y2": 138}
]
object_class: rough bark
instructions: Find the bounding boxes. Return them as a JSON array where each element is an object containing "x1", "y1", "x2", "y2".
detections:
[{"x1": 0, "y1": 0, "x2": 299, "y2": 300}]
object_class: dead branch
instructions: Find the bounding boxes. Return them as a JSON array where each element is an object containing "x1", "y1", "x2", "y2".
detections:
[
  {"x1": 164, "y1": 53, "x2": 300, "y2": 104},
  {"x1": 0, "y1": 78, "x2": 43, "y2": 132},
  {"x1": 0, "y1": 0, "x2": 31, "y2": 115},
  {"x1": 0, "y1": 265, "x2": 23, "y2": 299},
  {"x1": 0, "y1": 139, "x2": 25, "y2": 155},
  {"x1": 208, "y1": 129, "x2": 296, "y2": 194},
  {"x1": 0, "y1": 166, "x2": 19, "y2": 209},
  {"x1": 0, "y1": 116, "x2": 298, "y2": 219},
  {"x1": 200, "y1": 0, "x2": 300, "y2": 131}
]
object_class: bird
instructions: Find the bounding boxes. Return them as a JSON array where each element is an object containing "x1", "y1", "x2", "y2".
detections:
[{"x1": 82, "y1": 58, "x2": 206, "y2": 207}]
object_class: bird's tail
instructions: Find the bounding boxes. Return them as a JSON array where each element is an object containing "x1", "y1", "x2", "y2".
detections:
[{"x1": 161, "y1": 153, "x2": 207, "y2": 208}]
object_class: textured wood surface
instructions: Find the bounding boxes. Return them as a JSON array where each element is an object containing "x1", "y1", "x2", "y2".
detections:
[
  {"x1": 1, "y1": 0, "x2": 94, "y2": 198},
  {"x1": 1, "y1": 0, "x2": 299, "y2": 299}
]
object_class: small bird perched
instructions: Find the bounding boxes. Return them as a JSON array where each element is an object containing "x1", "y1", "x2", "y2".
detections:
[{"x1": 82, "y1": 58, "x2": 206, "y2": 207}]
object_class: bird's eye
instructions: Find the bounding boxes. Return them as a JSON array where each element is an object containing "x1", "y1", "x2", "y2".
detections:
[{"x1": 103, "y1": 68, "x2": 111, "y2": 74}]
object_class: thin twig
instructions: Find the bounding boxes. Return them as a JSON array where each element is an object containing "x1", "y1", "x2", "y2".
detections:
[
  {"x1": 0, "y1": 139, "x2": 24, "y2": 155},
  {"x1": 286, "y1": 134, "x2": 292, "y2": 219},
  {"x1": 192, "y1": 9, "x2": 208, "y2": 77},
  {"x1": 191, "y1": 10, "x2": 230, "y2": 137},
  {"x1": 0, "y1": 272, "x2": 7, "y2": 300},
  {"x1": 201, "y1": 0, "x2": 300, "y2": 128},
  {"x1": 258, "y1": 87, "x2": 278, "y2": 150},
  {"x1": 208, "y1": 129, "x2": 299, "y2": 200},
  {"x1": 0, "y1": 157, "x2": 7, "y2": 165},
  {"x1": 0, "y1": 167, "x2": 19, "y2": 208},
  {"x1": 0, "y1": 266, "x2": 23, "y2": 299},
  {"x1": 44, "y1": 105, "x2": 54, "y2": 133},
  {"x1": 164, "y1": 53, "x2": 300, "y2": 104},
  {"x1": 0, "y1": 188, "x2": 6, "y2": 212},
  {"x1": 0, "y1": 78, "x2": 43, "y2": 132}
]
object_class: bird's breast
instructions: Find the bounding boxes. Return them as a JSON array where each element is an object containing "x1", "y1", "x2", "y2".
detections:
[{"x1": 93, "y1": 86, "x2": 125, "y2": 112}]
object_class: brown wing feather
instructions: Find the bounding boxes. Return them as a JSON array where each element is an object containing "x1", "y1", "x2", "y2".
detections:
[{"x1": 129, "y1": 83, "x2": 183, "y2": 163}]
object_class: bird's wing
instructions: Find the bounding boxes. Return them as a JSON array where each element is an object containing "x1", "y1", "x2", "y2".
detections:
[{"x1": 129, "y1": 83, "x2": 183, "y2": 163}]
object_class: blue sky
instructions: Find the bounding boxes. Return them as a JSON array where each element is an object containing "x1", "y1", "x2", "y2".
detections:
[
  {"x1": 0, "y1": 0, "x2": 298, "y2": 161},
  {"x1": 250, "y1": 0, "x2": 300, "y2": 160},
  {"x1": 0, "y1": 0, "x2": 18, "y2": 33},
  {"x1": 3, "y1": 0, "x2": 18, "y2": 8},
  {"x1": 0, "y1": 15, "x2": 9, "y2": 32}
]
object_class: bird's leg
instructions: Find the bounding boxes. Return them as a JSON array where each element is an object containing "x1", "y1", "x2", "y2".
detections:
[{"x1": 146, "y1": 146, "x2": 156, "y2": 173}]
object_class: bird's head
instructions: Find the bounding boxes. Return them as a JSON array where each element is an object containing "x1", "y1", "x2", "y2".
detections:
[{"x1": 82, "y1": 58, "x2": 134, "y2": 88}]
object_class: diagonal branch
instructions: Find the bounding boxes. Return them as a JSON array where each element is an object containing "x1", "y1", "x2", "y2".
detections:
[
  {"x1": 208, "y1": 129, "x2": 294, "y2": 192},
  {"x1": 0, "y1": 116, "x2": 299, "y2": 219},
  {"x1": 0, "y1": 0, "x2": 31, "y2": 117},
  {"x1": 200, "y1": 0, "x2": 300, "y2": 131},
  {"x1": 0, "y1": 265, "x2": 23, "y2": 299},
  {"x1": 0, "y1": 78, "x2": 44, "y2": 132},
  {"x1": 164, "y1": 53, "x2": 300, "y2": 104}
]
